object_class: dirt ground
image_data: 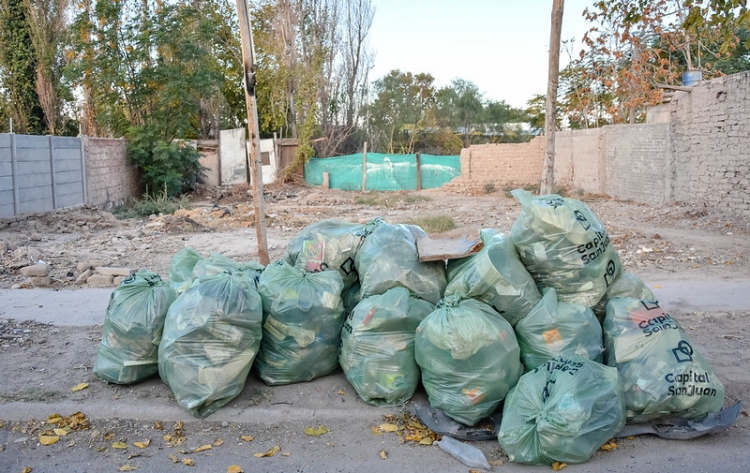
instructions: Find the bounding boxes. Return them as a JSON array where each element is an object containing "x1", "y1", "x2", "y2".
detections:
[{"x1": 1, "y1": 184, "x2": 750, "y2": 472}]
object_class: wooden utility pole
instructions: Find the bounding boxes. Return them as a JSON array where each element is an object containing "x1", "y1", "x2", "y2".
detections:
[
  {"x1": 235, "y1": 0, "x2": 269, "y2": 265},
  {"x1": 415, "y1": 152, "x2": 422, "y2": 190},
  {"x1": 541, "y1": 0, "x2": 564, "y2": 195}
]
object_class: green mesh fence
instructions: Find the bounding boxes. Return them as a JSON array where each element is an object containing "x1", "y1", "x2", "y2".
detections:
[{"x1": 304, "y1": 153, "x2": 461, "y2": 191}]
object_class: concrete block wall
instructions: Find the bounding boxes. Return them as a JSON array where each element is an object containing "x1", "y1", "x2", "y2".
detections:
[
  {"x1": 445, "y1": 136, "x2": 544, "y2": 190},
  {"x1": 84, "y1": 137, "x2": 138, "y2": 209},
  {"x1": 555, "y1": 128, "x2": 604, "y2": 194},
  {"x1": 604, "y1": 123, "x2": 670, "y2": 204},
  {"x1": 670, "y1": 72, "x2": 750, "y2": 217}
]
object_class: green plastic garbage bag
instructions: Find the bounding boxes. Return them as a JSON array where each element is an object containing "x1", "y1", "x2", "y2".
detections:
[
  {"x1": 168, "y1": 247, "x2": 203, "y2": 295},
  {"x1": 192, "y1": 251, "x2": 264, "y2": 282},
  {"x1": 515, "y1": 288, "x2": 603, "y2": 371},
  {"x1": 339, "y1": 287, "x2": 435, "y2": 406},
  {"x1": 255, "y1": 260, "x2": 346, "y2": 385},
  {"x1": 603, "y1": 297, "x2": 725, "y2": 423},
  {"x1": 356, "y1": 219, "x2": 446, "y2": 304},
  {"x1": 592, "y1": 272, "x2": 654, "y2": 321},
  {"x1": 284, "y1": 219, "x2": 366, "y2": 289},
  {"x1": 158, "y1": 269, "x2": 263, "y2": 418},
  {"x1": 498, "y1": 356, "x2": 626, "y2": 465},
  {"x1": 415, "y1": 295, "x2": 522, "y2": 426},
  {"x1": 94, "y1": 270, "x2": 177, "y2": 384},
  {"x1": 510, "y1": 189, "x2": 622, "y2": 307},
  {"x1": 445, "y1": 230, "x2": 541, "y2": 326}
]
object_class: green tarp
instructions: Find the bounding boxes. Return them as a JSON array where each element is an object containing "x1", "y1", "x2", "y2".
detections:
[{"x1": 305, "y1": 153, "x2": 460, "y2": 191}]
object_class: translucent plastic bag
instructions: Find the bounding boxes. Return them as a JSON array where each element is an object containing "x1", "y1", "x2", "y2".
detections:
[
  {"x1": 255, "y1": 260, "x2": 346, "y2": 385},
  {"x1": 284, "y1": 219, "x2": 366, "y2": 289},
  {"x1": 515, "y1": 288, "x2": 603, "y2": 371},
  {"x1": 168, "y1": 247, "x2": 202, "y2": 295},
  {"x1": 339, "y1": 287, "x2": 435, "y2": 406},
  {"x1": 415, "y1": 295, "x2": 522, "y2": 426},
  {"x1": 498, "y1": 356, "x2": 626, "y2": 465},
  {"x1": 158, "y1": 269, "x2": 263, "y2": 418},
  {"x1": 592, "y1": 272, "x2": 655, "y2": 321},
  {"x1": 355, "y1": 219, "x2": 446, "y2": 304},
  {"x1": 603, "y1": 297, "x2": 725, "y2": 422},
  {"x1": 510, "y1": 189, "x2": 622, "y2": 307},
  {"x1": 192, "y1": 251, "x2": 264, "y2": 282},
  {"x1": 445, "y1": 230, "x2": 540, "y2": 326},
  {"x1": 94, "y1": 270, "x2": 177, "y2": 384}
]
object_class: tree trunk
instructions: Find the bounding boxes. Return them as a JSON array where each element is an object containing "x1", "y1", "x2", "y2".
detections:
[{"x1": 540, "y1": 0, "x2": 564, "y2": 195}]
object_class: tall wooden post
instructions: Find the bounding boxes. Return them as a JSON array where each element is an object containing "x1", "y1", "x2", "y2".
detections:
[
  {"x1": 541, "y1": 0, "x2": 564, "y2": 195},
  {"x1": 361, "y1": 141, "x2": 368, "y2": 192},
  {"x1": 415, "y1": 152, "x2": 422, "y2": 190},
  {"x1": 235, "y1": 0, "x2": 269, "y2": 265}
]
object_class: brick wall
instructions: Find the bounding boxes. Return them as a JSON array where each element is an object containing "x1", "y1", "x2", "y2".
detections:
[
  {"x1": 445, "y1": 136, "x2": 544, "y2": 190},
  {"x1": 555, "y1": 128, "x2": 604, "y2": 193},
  {"x1": 84, "y1": 137, "x2": 139, "y2": 209},
  {"x1": 669, "y1": 72, "x2": 750, "y2": 217}
]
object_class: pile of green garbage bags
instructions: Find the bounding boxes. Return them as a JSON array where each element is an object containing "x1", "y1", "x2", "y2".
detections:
[{"x1": 91, "y1": 188, "x2": 728, "y2": 468}]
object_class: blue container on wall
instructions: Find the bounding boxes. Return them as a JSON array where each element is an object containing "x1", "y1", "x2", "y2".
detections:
[{"x1": 682, "y1": 70, "x2": 703, "y2": 86}]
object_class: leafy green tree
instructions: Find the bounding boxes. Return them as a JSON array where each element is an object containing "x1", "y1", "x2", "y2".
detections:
[
  {"x1": 368, "y1": 70, "x2": 436, "y2": 153},
  {"x1": 435, "y1": 78, "x2": 483, "y2": 148},
  {"x1": 0, "y1": 0, "x2": 46, "y2": 134}
]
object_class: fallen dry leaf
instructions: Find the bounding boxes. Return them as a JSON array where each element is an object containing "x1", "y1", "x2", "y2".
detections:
[
  {"x1": 153, "y1": 421, "x2": 163, "y2": 430},
  {"x1": 66, "y1": 440, "x2": 75, "y2": 447},
  {"x1": 53, "y1": 428, "x2": 68, "y2": 437},
  {"x1": 552, "y1": 461, "x2": 568, "y2": 471},
  {"x1": 213, "y1": 438, "x2": 224, "y2": 447},
  {"x1": 379, "y1": 423, "x2": 398, "y2": 432},
  {"x1": 105, "y1": 432, "x2": 115, "y2": 441},
  {"x1": 281, "y1": 452, "x2": 291, "y2": 457},
  {"x1": 71, "y1": 383, "x2": 89, "y2": 393},
  {"x1": 337, "y1": 389, "x2": 345, "y2": 395},
  {"x1": 371, "y1": 426, "x2": 383, "y2": 436},
  {"x1": 182, "y1": 458, "x2": 195, "y2": 466},
  {"x1": 379, "y1": 449, "x2": 388, "y2": 460},
  {"x1": 470, "y1": 469, "x2": 480, "y2": 473},
  {"x1": 0, "y1": 421, "x2": 4, "y2": 428},
  {"x1": 118, "y1": 465, "x2": 137, "y2": 472},
  {"x1": 21, "y1": 467, "x2": 32, "y2": 473},
  {"x1": 227, "y1": 466, "x2": 244, "y2": 473},
  {"x1": 303, "y1": 425, "x2": 329, "y2": 436},
  {"x1": 240, "y1": 435, "x2": 254, "y2": 442},
  {"x1": 168, "y1": 454, "x2": 179, "y2": 463},
  {"x1": 39, "y1": 435, "x2": 59, "y2": 446},
  {"x1": 112, "y1": 441, "x2": 128, "y2": 449},
  {"x1": 489, "y1": 459, "x2": 504, "y2": 466},
  {"x1": 133, "y1": 439, "x2": 151, "y2": 449},
  {"x1": 418, "y1": 437, "x2": 433, "y2": 446},
  {"x1": 254, "y1": 445, "x2": 280, "y2": 458},
  {"x1": 191, "y1": 444, "x2": 212, "y2": 453},
  {"x1": 47, "y1": 414, "x2": 63, "y2": 425}
]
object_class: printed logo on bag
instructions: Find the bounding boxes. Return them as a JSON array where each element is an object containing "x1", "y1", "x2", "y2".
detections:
[
  {"x1": 671, "y1": 340, "x2": 695, "y2": 363},
  {"x1": 637, "y1": 311, "x2": 679, "y2": 336},
  {"x1": 574, "y1": 210, "x2": 591, "y2": 231},
  {"x1": 543, "y1": 197, "x2": 565, "y2": 209},
  {"x1": 576, "y1": 231, "x2": 612, "y2": 265},
  {"x1": 340, "y1": 257, "x2": 356, "y2": 276},
  {"x1": 640, "y1": 300, "x2": 661, "y2": 311},
  {"x1": 604, "y1": 260, "x2": 617, "y2": 287}
]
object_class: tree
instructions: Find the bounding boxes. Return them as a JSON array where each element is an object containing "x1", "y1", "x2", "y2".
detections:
[
  {"x1": 435, "y1": 78, "x2": 484, "y2": 148},
  {"x1": 541, "y1": 0, "x2": 564, "y2": 195},
  {"x1": 573, "y1": 0, "x2": 750, "y2": 125},
  {"x1": 0, "y1": 0, "x2": 47, "y2": 134},
  {"x1": 367, "y1": 70, "x2": 435, "y2": 153}
]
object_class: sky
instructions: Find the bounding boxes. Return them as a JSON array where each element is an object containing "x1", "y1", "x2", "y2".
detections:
[{"x1": 368, "y1": 0, "x2": 596, "y2": 109}]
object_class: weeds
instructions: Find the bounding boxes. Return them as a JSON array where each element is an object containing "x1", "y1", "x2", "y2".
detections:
[
  {"x1": 403, "y1": 215, "x2": 456, "y2": 233},
  {"x1": 113, "y1": 186, "x2": 191, "y2": 219},
  {"x1": 354, "y1": 192, "x2": 431, "y2": 208}
]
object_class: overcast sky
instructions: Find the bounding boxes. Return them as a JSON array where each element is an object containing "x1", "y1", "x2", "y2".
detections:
[{"x1": 368, "y1": 0, "x2": 595, "y2": 109}]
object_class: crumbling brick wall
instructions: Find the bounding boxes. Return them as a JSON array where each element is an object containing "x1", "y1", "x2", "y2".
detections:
[
  {"x1": 444, "y1": 136, "x2": 544, "y2": 191},
  {"x1": 669, "y1": 71, "x2": 750, "y2": 217},
  {"x1": 84, "y1": 137, "x2": 138, "y2": 209}
]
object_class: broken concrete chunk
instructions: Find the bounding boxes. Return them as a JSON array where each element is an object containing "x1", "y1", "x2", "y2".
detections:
[
  {"x1": 76, "y1": 269, "x2": 94, "y2": 283},
  {"x1": 30, "y1": 276, "x2": 52, "y2": 287},
  {"x1": 77, "y1": 262, "x2": 92, "y2": 272},
  {"x1": 20, "y1": 264, "x2": 50, "y2": 277},
  {"x1": 94, "y1": 267, "x2": 134, "y2": 277},
  {"x1": 87, "y1": 274, "x2": 115, "y2": 287}
]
